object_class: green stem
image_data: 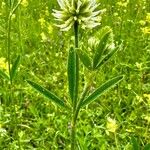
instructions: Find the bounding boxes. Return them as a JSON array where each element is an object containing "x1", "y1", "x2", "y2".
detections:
[
  {"x1": 7, "y1": 15, "x2": 12, "y2": 84},
  {"x1": 71, "y1": 85, "x2": 89, "y2": 150},
  {"x1": 71, "y1": 98, "x2": 85, "y2": 150},
  {"x1": 7, "y1": 0, "x2": 22, "y2": 84},
  {"x1": 71, "y1": 21, "x2": 79, "y2": 150},
  {"x1": 74, "y1": 21, "x2": 78, "y2": 48},
  {"x1": 73, "y1": 21, "x2": 79, "y2": 109},
  {"x1": 71, "y1": 114, "x2": 77, "y2": 150},
  {"x1": 18, "y1": 6, "x2": 23, "y2": 54},
  {"x1": 115, "y1": 133, "x2": 119, "y2": 150},
  {"x1": 71, "y1": 104, "x2": 80, "y2": 150},
  {"x1": 6, "y1": 3, "x2": 21, "y2": 149}
]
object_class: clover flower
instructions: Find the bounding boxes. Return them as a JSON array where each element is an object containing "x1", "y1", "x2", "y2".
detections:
[{"x1": 52, "y1": 0, "x2": 105, "y2": 31}]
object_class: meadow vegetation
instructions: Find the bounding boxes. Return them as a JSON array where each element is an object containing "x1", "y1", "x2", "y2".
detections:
[{"x1": 0, "y1": 0, "x2": 150, "y2": 149}]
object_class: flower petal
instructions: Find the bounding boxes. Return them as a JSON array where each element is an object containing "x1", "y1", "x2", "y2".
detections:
[
  {"x1": 54, "y1": 16, "x2": 74, "y2": 31},
  {"x1": 57, "y1": 0, "x2": 65, "y2": 9}
]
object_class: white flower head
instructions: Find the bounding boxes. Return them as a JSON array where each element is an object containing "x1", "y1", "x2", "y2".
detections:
[{"x1": 52, "y1": 0, "x2": 105, "y2": 31}]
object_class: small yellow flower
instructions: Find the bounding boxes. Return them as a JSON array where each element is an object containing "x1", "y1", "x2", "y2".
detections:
[
  {"x1": 0, "y1": 58, "x2": 6, "y2": 67},
  {"x1": 0, "y1": 122, "x2": 6, "y2": 137},
  {"x1": 2, "y1": 2, "x2": 6, "y2": 8},
  {"x1": 143, "y1": 94, "x2": 150, "y2": 100},
  {"x1": 40, "y1": 32, "x2": 47, "y2": 42},
  {"x1": 139, "y1": 20, "x2": 146, "y2": 26},
  {"x1": 117, "y1": 1, "x2": 129, "y2": 7},
  {"x1": 38, "y1": 18, "x2": 46, "y2": 27},
  {"x1": 126, "y1": 129, "x2": 133, "y2": 133},
  {"x1": 52, "y1": 76, "x2": 58, "y2": 82},
  {"x1": 135, "y1": 62, "x2": 142, "y2": 70},
  {"x1": 47, "y1": 24, "x2": 53, "y2": 34},
  {"x1": 106, "y1": 117, "x2": 118, "y2": 133},
  {"x1": 113, "y1": 12, "x2": 119, "y2": 16},
  {"x1": 21, "y1": 0, "x2": 29, "y2": 7},
  {"x1": 136, "y1": 95, "x2": 143, "y2": 102},
  {"x1": 141, "y1": 27, "x2": 150, "y2": 34},
  {"x1": 127, "y1": 84, "x2": 131, "y2": 90},
  {"x1": 144, "y1": 115, "x2": 150, "y2": 122},
  {"x1": 52, "y1": 0, "x2": 105, "y2": 31},
  {"x1": 64, "y1": 71, "x2": 67, "y2": 77},
  {"x1": 45, "y1": 7, "x2": 49, "y2": 16},
  {"x1": 0, "y1": 57, "x2": 9, "y2": 72},
  {"x1": 146, "y1": 13, "x2": 150, "y2": 23}
]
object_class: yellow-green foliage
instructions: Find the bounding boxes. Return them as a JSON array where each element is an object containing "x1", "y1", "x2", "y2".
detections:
[{"x1": 0, "y1": 0, "x2": 150, "y2": 149}]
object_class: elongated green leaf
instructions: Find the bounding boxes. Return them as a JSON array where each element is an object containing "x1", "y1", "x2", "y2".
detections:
[
  {"x1": 81, "y1": 75, "x2": 123, "y2": 108},
  {"x1": 93, "y1": 27, "x2": 111, "y2": 69},
  {"x1": 10, "y1": 55, "x2": 20, "y2": 80},
  {"x1": 0, "y1": 69, "x2": 10, "y2": 81},
  {"x1": 131, "y1": 137, "x2": 140, "y2": 150},
  {"x1": 95, "y1": 46, "x2": 119, "y2": 69},
  {"x1": 77, "y1": 49, "x2": 92, "y2": 70},
  {"x1": 67, "y1": 47, "x2": 79, "y2": 105},
  {"x1": 144, "y1": 144, "x2": 150, "y2": 150},
  {"x1": 27, "y1": 80, "x2": 65, "y2": 108},
  {"x1": 76, "y1": 85, "x2": 90, "y2": 118}
]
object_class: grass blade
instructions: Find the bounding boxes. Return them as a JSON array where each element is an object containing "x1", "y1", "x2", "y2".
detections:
[
  {"x1": 131, "y1": 136, "x2": 140, "y2": 150},
  {"x1": 27, "y1": 80, "x2": 65, "y2": 108},
  {"x1": 10, "y1": 55, "x2": 20, "y2": 80},
  {"x1": 67, "y1": 47, "x2": 79, "y2": 105},
  {"x1": 81, "y1": 75, "x2": 123, "y2": 108},
  {"x1": 144, "y1": 143, "x2": 150, "y2": 150},
  {"x1": 0, "y1": 69, "x2": 10, "y2": 81}
]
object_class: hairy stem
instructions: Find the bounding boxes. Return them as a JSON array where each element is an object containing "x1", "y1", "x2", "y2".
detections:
[
  {"x1": 74, "y1": 21, "x2": 78, "y2": 48},
  {"x1": 71, "y1": 114, "x2": 77, "y2": 150},
  {"x1": 71, "y1": 21, "x2": 79, "y2": 150}
]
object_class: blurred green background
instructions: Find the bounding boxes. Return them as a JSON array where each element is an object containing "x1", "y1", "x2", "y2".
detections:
[{"x1": 0, "y1": 0, "x2": 150, "y2": 149}]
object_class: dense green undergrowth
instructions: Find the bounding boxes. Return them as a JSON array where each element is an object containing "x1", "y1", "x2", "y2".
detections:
[{"x1": 0, "y1": 0, "x2": 150, "y2": 149}]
